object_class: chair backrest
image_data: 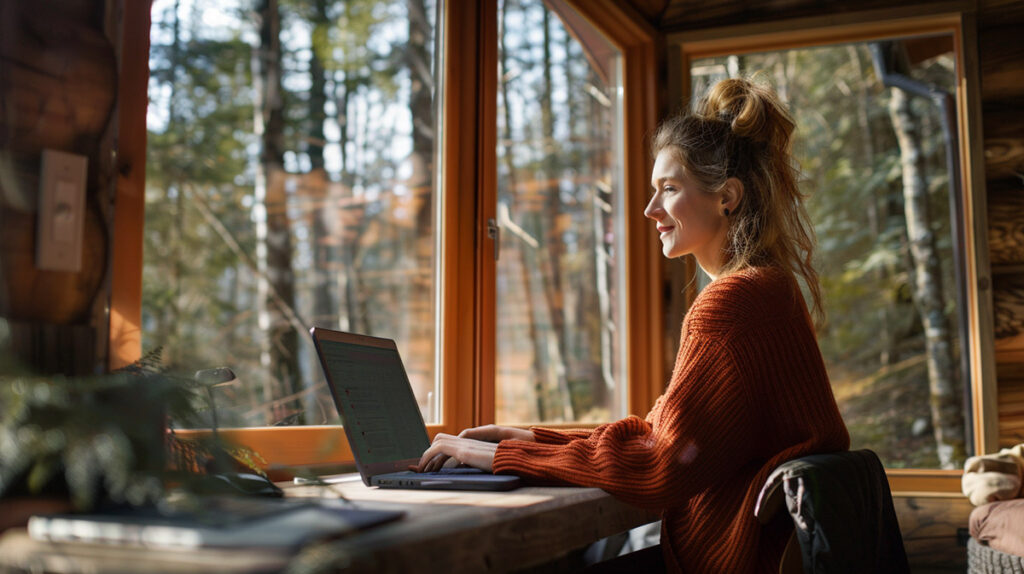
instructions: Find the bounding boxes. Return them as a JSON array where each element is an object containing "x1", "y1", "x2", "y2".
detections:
[{"x1": 754, "y1": 449, "x2": 910, "y2": 574}]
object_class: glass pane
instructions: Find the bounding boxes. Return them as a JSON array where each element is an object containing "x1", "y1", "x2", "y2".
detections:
[
  {"x1": 691, "y1": 36, "x2": 970, "y2": 469},
  {"x1": 495, "y1": 0, "x2": 627, "y2": 424},
  {"x1": 144, "y1": 0, "x2": 441, "y2": 428}
]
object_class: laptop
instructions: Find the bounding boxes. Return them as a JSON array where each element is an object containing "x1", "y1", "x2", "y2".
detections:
[{"x1": 310, "y1": 327, "x2": 521, "y2": 491}]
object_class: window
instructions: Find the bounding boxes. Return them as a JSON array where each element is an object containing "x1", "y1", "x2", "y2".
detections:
[
  {"x1": 145, "y1": 0, "x2": 441, "y2": 430},
  {"x1": 114, "y1": 0, "x2": 659, "y2": 467},
  {"x1": 672, "y1": 12, "x2": 994, "y2": 484},
  {"x1": 494, "y1": 0, "x2": 627, "y2": 424}
]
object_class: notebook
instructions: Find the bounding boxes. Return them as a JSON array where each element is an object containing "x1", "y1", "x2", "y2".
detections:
[
  {"x1": 28, "y1": 497, "x2": 404, "y2": 550},
  {"x1": 310, "y1": 327, "x2": 521, "y2": 491}
]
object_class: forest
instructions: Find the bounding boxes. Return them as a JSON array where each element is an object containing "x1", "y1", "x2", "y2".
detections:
[{"x1": 144, "y1": 0, "x2": 969, "y2": 469}]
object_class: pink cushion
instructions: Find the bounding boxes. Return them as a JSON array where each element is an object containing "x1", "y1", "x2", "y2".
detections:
[{"x1": 971, "y1": 498, "x2": 1024, "y2": 557}]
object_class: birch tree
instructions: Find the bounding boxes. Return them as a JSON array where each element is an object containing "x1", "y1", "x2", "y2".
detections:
[{"x1": 888, "y1": 85, "x2": 965, "y2": 468}]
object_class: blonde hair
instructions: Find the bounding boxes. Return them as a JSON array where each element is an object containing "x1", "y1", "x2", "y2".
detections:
[{"x1": 652, "y1": 77, "x2": 824, "y2": 324}]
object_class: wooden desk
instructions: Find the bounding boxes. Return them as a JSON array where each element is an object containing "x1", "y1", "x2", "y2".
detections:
[{"x1": 0, "y1": 475, "x2": 660, "y2": 573}]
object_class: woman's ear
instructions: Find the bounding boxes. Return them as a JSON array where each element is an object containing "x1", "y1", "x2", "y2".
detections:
[{"x1": 720, "y1": 177, "x2": 744, "y2": 214}]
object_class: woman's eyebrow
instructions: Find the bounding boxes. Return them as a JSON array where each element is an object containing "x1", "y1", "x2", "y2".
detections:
[{"x1": 652, "y1": 174, "x2": 682, "y2": 186}]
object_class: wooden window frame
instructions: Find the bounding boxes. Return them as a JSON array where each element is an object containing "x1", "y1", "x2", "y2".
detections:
[
  {"x1": 108, "y1": 0, "x2": 661, "y2": 470},
  {"x1": 667, "y1": 4, "x2": 996, "y2": 494}
]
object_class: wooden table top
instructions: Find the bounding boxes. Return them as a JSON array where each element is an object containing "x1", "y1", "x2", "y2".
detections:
[{"x1": 0, "y1": 474, "x2": 660, "y2": 574}]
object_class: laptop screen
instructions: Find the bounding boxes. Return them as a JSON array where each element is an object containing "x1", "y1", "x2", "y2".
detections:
[{"x1": 316, "y1": 334, "x2": 430, "y2": 465}]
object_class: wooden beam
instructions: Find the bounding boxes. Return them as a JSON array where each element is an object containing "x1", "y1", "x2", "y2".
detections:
[
  {"x1": 440, "y1": 1, "x2": 490, "y2": 431},
  {"x1": 667, "y1": 8, "x2": 963, "y2": 59},
  {"x1": 107, "y1": 0, "x2": 151, "y2": 370},
  {"x1": 960, "y1": 10, "x2": 1000, "y2": 456},
  {"x1": 661, "y1": 0, "x2": 971, "y2": 33}
]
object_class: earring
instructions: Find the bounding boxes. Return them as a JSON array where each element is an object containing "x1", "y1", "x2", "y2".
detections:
[{"x1": 724, "y1": 208, "x2": 730, "y2": 217}]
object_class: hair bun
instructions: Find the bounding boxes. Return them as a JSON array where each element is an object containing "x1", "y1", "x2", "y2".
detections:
[{"x1": 698, "y1": 78, "x2": 794, "y2": 152}]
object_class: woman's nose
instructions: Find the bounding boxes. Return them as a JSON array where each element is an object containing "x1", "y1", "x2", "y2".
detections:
[{"x1": 644, "y1": 194, "x2": 661, "y2": 220}]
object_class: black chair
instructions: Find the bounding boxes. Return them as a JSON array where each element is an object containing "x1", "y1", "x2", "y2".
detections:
[{"x1": 754, "y1": 449, "x2": 910, "y2": 573}]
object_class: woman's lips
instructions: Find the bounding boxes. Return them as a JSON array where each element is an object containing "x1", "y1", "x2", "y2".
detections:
[{"x1": 657, "y1": 225, "x2": 674, "y2": 234}]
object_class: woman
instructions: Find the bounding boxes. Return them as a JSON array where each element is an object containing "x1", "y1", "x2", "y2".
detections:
[{"x1": 415, "y1": 77, "x2": 850, "y2": 572}]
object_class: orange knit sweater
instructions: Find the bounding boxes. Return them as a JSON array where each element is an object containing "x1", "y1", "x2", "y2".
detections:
[{"x1": 493, "y1": 266, "x2": 850, "y2": 572}]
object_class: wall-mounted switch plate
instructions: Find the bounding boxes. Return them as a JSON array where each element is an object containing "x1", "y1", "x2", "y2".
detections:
[{"x1": 37, "y1": 149, "x2": 88, "y2": 272}]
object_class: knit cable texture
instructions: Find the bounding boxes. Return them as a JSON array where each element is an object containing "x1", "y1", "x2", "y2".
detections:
[{"x1": 493, "y1": 266, "x2": 850, "y2": 573}]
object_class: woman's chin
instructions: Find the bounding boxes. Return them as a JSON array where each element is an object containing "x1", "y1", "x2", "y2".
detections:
[{"x1": 662, "y1": 245, "x2": 685, "y2": 259}]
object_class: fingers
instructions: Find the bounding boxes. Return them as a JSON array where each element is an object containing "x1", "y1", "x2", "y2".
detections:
[
  {"x1": 413, "y1": 434, "x2": 457, "y2": 472},
  {"x1": 458, "y1": 425, "x2": 536, "y2": 443},
  {"x1": 505, "y1": 427, "x2": 536, "y2": 442},
  {"x1": 423, "y1": 453, "x2": 449, "y2": 473},
  {"x1": 413, "y1": 435, "x2": 499, "y2": 473},
  {"x1": 458, "y1": 425, "x2": 497, "y2": 440},
  {"x1": 412, "y1": 447, "x2": 448, "y2": 473},
  {"x1": 432, "y1": 432, "x2": 456, "y2": 444}
]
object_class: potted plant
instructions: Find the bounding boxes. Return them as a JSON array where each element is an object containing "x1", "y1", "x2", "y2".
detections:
[{"x1": 0, "y1": 349, "x2": 267, "y2": 529}]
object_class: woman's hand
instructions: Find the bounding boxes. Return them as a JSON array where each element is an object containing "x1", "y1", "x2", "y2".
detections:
[
  {"x1": 411, "y1": 426, "x2": 535, "y2": 473},
  {"x1": 458, "y1": 424, "x2": 536, "y2": 443},
  {"x1": 412, "y1": 434, "x2": 499, "y2": 473}
]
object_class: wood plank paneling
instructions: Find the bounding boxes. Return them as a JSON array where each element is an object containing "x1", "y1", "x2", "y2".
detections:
[
  {"x1": 620, "y1": 0, "x2": 670, "y2": 25},
  {"x1": 894, "y1": 495, "x2": 973, "y2": 570},
  {"x1": 993, "y1": 272, "x2": 1024, "y2": 366},
  {"x1": 983, "y1": 102, "x2": 1024, "y2": 182},
  {"x1": 998, "y1": 375, "x2": 1024, "y2": 447},
  {"x1": 979, "y1": 0, "x2": 1024, "y2": 27},
  {"x1": 0, "y1": 7, "x2": 116, "y2": 153},
  {"x1": 13, "y1": 0, "x2": 100, "y2": 27},
  {"x1": 978, "y1": 23, "x2": 1024, "y2": 103},
  {"x1": 981, "y1": 4, "x2": 1024, "y2": 457},
  {"x1": 988, "y1": 180, "x2": 1024, "y2": 267},
  {"x1": 0, "y1": 0, "x2": 113, "y2": 369}
]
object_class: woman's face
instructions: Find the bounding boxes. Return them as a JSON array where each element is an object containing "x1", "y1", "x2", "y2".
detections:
[{"x1": 645, "y1": 148, "x2": 729, "y2": 274}]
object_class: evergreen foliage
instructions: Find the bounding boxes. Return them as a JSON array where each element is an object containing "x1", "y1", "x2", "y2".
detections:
[{"x1": 0, "y1": 349, "x2": 266, "y2": 510}]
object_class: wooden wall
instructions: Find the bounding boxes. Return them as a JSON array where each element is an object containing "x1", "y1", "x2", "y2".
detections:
[
  {"x1": 0, "y1": 0, "x2": 117, "y2": 375},
  {"x1": 981, "y1": 0, "x2": 1024, "y2": 448}
]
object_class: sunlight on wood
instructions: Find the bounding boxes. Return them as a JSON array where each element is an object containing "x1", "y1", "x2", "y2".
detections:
[{"x1": 287, "y1": 479, "x2": 556, "y2": 508}]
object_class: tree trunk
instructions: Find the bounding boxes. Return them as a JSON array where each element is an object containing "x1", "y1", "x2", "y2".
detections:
[
  {"x1": 407, "y1": 0, "x2": 432, "y2": 248},
  {"x1": 888, "y1": 86, "x2": 964, "y2": 468},
  {"x1": 334, "y1": 1, "x2": 365, "y2": 335},
  {"x1": 308, "y1": 0, "x2": 334, "y2": 329},
  {"x1": 586, "y1": 63, "x2": 615, "y2": 413},
  {"x1": 253, "y1": 0, "x2": 301, "y2": 425},
  {"x1": 167, "y1": 0, "x2": 183, "y2": 366},
  {"x1": 537, "y1": 8, "x2": 574, "y2": 421},
  {"x1": 405, "y1": 0, "x2": 433, "y2": 352},
  {"x1": 500, "y1": 1, "x2": 541, "y2": 421}
]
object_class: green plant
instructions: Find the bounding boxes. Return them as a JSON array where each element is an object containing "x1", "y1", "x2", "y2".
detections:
[{"x1": 0, "y1": 349, "x2": 265, "y2": 510}]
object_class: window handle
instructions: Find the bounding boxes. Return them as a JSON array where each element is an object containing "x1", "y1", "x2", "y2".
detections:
[{"x1": 486, "y1": 218, "x2": 500, "y2": 261}]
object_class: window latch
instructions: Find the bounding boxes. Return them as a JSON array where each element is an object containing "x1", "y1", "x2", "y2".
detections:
[{"x1": 486, "y1": 218, "x2": 500, "y2": 261}]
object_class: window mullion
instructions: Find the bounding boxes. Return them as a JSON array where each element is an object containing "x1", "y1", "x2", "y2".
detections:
[{"x1": 438, "y1": 0, "x2": 497, "y2": 435}]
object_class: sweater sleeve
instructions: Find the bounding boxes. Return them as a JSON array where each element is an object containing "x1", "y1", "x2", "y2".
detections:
[
  {"x1": 493, "y1": 332, "x2": 757, "y2": 509},
  {"x1": 530, "y1": 427, "x2": 601, "y2": 445}
]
